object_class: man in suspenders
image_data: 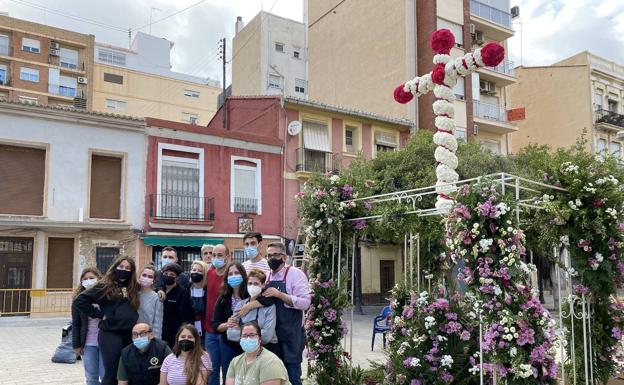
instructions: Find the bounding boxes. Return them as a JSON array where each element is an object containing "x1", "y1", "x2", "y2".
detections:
[{"x1": 237, "y1": 242, "x2": 311, "y2": 385}]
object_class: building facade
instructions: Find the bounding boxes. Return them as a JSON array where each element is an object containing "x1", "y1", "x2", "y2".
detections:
[
  {"x1": 0, "y1": 101, "x2": 145, "y2": 314},
  {"x1": 0, "y1": 14, "x2": 94, "y2": 109},
  {"x1": 509, "y1": 51, "x2": 624, "y2": 158},
  {"x1": 93, "y1": 32, "x2": 222, "y2": 124},
  {"x1": 306, "y1": 0, "x2": 518, "y2": 154},
  {"x1": 231, "y1": 12, "x2": 307, "y2": 98}
]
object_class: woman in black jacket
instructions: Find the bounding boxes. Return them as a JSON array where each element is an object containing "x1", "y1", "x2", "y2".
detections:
[
  {"x1": 71, "y1": 267, "x2": 103, "y2": 385},
  {"x1": 74, "y1": 256, "x2": 140, "y2": 385}
]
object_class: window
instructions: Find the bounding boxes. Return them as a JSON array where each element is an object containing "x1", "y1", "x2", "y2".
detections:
[
  {"x1": 233, "y1": 249, "x2": 245, "y2": 264},
  {"x1": 21, "y1": 38, "x2": 40, "y2": 53},
  {"x1": 455, "y1": 127, "x2": 468, "y2": 143},
  {"x1": 300, "y1": 119, "x2": 331, "y2": 172},
  {"x1": 46, "y1": 238, "x2": 74, "y2": 289},
  {"x1": 0, "y1": 144, "x2": 46, "y2": 215},
  {"x1": 344, "y1": 125, "x2": 359, "y2": 153},
  {"x1": 98, "y1": 48, "x2": 126, "y2": 65},
  {"x1": 610, "y1": 142, "x2": 621, "y2": 158},
  {"x1": 59, "y1": 47, "x2": 79, "y2": 69},
  {"x1": 454, "y1": 79, "x2": 465, "y2": 100},
  {"x1": 0, "y1": 64, "x2": 7, "y2": 85},
  {"x1": 58, "y1": 76, "x2": 77, "y2": 97},
  {"x1": 597, "y1": 138, "x2": 607, "y2": 159},
  {"x1": 268, "y1": 74, "x2": 282, "y2": 89},
  {"x1": 437, "y1": 18, "x2": 463, "y2": 47},
  {"x1": 275, "y1": 42, "x2": 284, "y2": 52},
  {"x1": 103, "y1": 73, "x2": 123, "y2": 84},
  {"x1": 293, "y1": 48, "x2": 301, "y2": 59},
  {"x1": 159, "y1": 148, "x2": 202, "y2": 220},
  {"x1": 184, "y1": 89, "x2": 200, "y2": 98},
  {"x1": 482, "y1": 139, "x2": 501, "y2": 155},
  {"x1": 18, "y1": 95, "x2": 38, "y2": 104},
  {"x1": 231, "y1": 157, "x2": 261, "y2": 214},
  {"x1": 594, "y1": 90, "x2": 603, "y2": 110},
  {"x1": 295, "y1": 78, "x2": 306, "y2": 94},
  {"x1": 0, "y1": 34, "x2": 8, "y2": 55},
  {"x1": 608, "y1": 98, "x2": 618, "y2": 113},
  {"x1": 20, "y1": 67, "x2": 39, "y2": 82},
  {"x1": 182, "y1": 112, "x2": 199, "y2": 124},
  {"x1": 375, "y1": 131, "x2": 398, "y2": 154},
  {"x1": 106, "y1": 99, "x2": 126, "y2": 111},
  {"x1": 89, "y1": 154, "x2": 122, "y2": 219},
  {"x1": 96, "y1": 247, "x2": 120, "y2": 274}
]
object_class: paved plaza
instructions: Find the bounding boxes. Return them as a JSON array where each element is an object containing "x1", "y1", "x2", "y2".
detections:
[{"x1": 0, "y1": 307, "x2": 386, "y2": 385}]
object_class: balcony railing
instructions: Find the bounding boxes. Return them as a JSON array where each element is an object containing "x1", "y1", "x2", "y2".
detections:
[
  {"x1": 233, "y1": 197, "x2": 258, "y2": 214},
  {"x1": 473, "y1": 100, "x2": 508, "y2": 122},
  {"x1": 470, "y1": 0, "x2": 512, "y2": 28},
  {"x1": 484, "y1": 59, "x2": 515, "y2": 76},
  {"x1": 48, "y1": 84, "x2": 77, "y2": 98},
  {"x1": 595, "y1": 108, "x2": 624, "y2": 129},
  {"x1": 296, "y1": 147, "x2": 337, "y2": 174},
  {"x1": 149, "y1": 194, "x2": 215, "y2": 222}
]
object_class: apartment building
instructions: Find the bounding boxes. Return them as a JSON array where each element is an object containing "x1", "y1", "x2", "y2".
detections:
[
  {"x1": 0, "y1": 14, "x2": 94, "y2": 109},
  {"x1": 306, "y1": 0, "x2": 518, "y2": 154},
  {"x1": 231, "y1": 12, "x2": 307, "y2": 98},
  {"x1": 93, "y1": 32, "x2": 221, "y2": 124},
  {"x1": 0, "y1": 101, "x2": 145, "y2": 314},
  {"x1": 509, "y1": 51, "x2": 624, "y2": 159}
]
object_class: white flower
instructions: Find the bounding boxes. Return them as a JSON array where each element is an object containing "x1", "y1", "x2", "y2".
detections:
[
  {"x1": 314, "y1": 220, "x2": 322, "y2": 228},
  {"x1": 518, "y1": 364, "x2": 534, "y2": 378},
  {"x1": 568, "y1": 201, "x2": 578, "y2": 210},
  {"x1": 595, "y1": 253, "x2": 604, "y2": 262},
  {"x1": 330, "y1": 175, "x2": 340, "y2": 184},
  {"x1": 560, "y1": 235, "x2": 570, "y2": 246},
  {"x1": 510, "y1": 347, "x2": 517, "y2": 357},
  {"x1": 479, "y1": 238, "x2": 494, "y2": 252},
  {"x1": 440, "y1": 355, "x2": 454, "y2": 368},
  {"x1": 495, "y1": 203, "x2": 509, "y2": 217},
  {"x1": 327, "y1": 218, "x2": 333, "y2": 224},
  {"x1": 469, "y1": 365, "x2": 480, "y2": 375},
  {"x1": 425, "y1": 316, "x2": 436, "y2": 329}
]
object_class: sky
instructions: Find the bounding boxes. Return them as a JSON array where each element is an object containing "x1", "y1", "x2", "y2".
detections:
[{"x1": 2, "y1": 0, "x2": 623, "y2": 84}]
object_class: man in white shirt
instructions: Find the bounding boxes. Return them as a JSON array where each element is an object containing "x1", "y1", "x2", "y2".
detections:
[{"x1": 241, "y1": 232, "x2": 270, "y2": 276}]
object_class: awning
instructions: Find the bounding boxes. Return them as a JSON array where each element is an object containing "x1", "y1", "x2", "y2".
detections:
[
  {"x1": 143, "y1": 237, "x2": 224, "y2": 248},
  {"x1": 303, "y1": 120, "x2": 330, "y2": 152}
]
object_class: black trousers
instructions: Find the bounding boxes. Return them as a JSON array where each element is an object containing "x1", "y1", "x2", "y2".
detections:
[{"x1": 98, "y1": 329, "x2": 132, "y2": 385}]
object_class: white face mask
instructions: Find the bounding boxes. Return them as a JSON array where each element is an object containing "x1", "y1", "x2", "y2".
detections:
[
  {"x1": 82, "y1": 278, "x2": 97, "y2": 290},
  {"x1": 247, "y1": 285, "x2": 262, "y2": 298}
]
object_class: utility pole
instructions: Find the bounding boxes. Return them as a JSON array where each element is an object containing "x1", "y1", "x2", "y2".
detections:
[{"x1": 219, "y1": 38, "x2": 227, "y2": 128}]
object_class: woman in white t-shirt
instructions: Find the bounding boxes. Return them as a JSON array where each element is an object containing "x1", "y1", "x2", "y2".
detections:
[{"x1": 160, "y1": 324, "x2": 212, "y2": 385}]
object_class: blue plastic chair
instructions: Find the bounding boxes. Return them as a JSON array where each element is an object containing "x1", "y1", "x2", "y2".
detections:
[{"x1": 371, "y1": 305, "x2": 391, "y2": 351}]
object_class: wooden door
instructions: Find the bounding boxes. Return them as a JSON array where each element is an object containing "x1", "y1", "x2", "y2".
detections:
[{"x1": 379, "y1": 260, "x2": 395, "y2": 303}]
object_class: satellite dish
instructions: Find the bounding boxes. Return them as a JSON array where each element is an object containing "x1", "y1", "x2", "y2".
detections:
[{"x1": 288, "y1": 120, "x2": 302, "y2": 136}]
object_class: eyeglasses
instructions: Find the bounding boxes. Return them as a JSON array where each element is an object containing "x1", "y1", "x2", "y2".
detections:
[
  {"x1": 132, "y1": 331, "x2": 151, "y2": 338},
  {"x1": 267, "y1": 253, "x2": 283, "y2": 258},
  {"x1": 241, "y1": 333, "x2": 259, "y2": 339}
]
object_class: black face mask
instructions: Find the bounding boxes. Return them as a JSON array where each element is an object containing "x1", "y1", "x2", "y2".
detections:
[
  {"x1": 178, "y1": 339, "x2": 194, "y2": 352},
  {"x1": 268, "y1": 257, "x2": 283, "y2": 271},
  {"x1": 163, "y1": 275, "x2": 176, "y2": 286},
  {"x1": 114, "y1": 269, "x2": 132, "y2": 283},
  {"x1": 190, "y1": 273, "x2": 204, "y2": 283}
]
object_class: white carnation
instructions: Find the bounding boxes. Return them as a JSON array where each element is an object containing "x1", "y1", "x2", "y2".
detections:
[
  {"x1": 436, "y1": 164, "x2": 459, "y2": 183},
  {"x1": 435, "y1": 116, "x2": 456, "y2": 132},
  {"x1": 432, "y1": 100, "x2": 455, "y2": 118},
  {"x1": 433, "y1": 131, "x2": 458, "y2": 152},
  {"x1": 434, "y1": 146, "x2": 458, "y2": 169},
  {"x1": 433, "y1": 84, "x2": 454, "y2": 100}
]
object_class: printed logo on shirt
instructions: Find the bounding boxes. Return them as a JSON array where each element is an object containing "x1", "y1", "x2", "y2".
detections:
[{"x1": 150, "y1": 357, "x2": 159, "y2": 366}]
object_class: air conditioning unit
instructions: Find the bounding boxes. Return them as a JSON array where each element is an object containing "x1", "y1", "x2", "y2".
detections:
[
  {"x1": 77, "y1": 77, "x2": 88, "y2": 84},
  {"x1": 479, "y1": 80, "x2": 496, "y2": 94},
  {"x1": 49, "y1": 48, "x2": 60, "y2": 56},
  {"x1": 511, "y1": 6, "x2": 520, "y2": 19},
  {"x1": 50, "y1": 41, "x2": 60, "y2": 50},
  {"x1": 473, "y1": 31, "x2": 485, "y2": 45},
  {"x1": 473, "y1": 123, "x2": 479, "y2": 135},
  {"x1": 469, "y1": 23, "x2": 476, "y2": 35}
]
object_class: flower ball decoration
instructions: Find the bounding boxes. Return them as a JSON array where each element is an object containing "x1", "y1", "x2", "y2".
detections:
[{"x1": 393, "y1": 29, "x2": 505, "y2": 213}]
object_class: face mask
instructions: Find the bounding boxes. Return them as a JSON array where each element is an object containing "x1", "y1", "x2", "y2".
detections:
[
  {"x1": 240, "y1": 337, "x2": 259, "y2": 353},
  {"x1": 161, "y1": 258, "x2": 174, "y2": 267},
  {"x1": 247, "y1": 285, "x2": 262, "y2": 298},
  {"x1": 244, "y1": 246, "x2": 259, "y2": 259},
  {"x1": 114, "y1": 269, "x2": 132, "y2": 282},
  {"x1": 133, "y1": 336, "x2": 150, "y2": 351},
  {"x1": 227, "y1": 275, "x2": 243, "y2": 288},
  {"x1": 268, "y1": 257, "x2": 283, "y2": 271},
  {"x1": 178, "y1": 339, "x2": 194, "y2": 352},
  {"x1": 81, "y1": 278, "x2": 97, "y2": 290},
  {"x1": 138, "y1": 276, "x2": 153, "y2": 288},
  {"x1": 190, "y1": 273, "x2": 204, "y2": 283},
  {"x1": 163, "y1": 275, "x2": 176, "y2": 286},
  {"x1": 212, "y1": 258, "x2": 225, "y2": 269}
]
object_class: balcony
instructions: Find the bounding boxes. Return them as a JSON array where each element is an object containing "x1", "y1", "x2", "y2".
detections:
[
  {"x1": 233, "y1": 197, "x2": 259, "y2": 214},
  {"x1": 472, "y1": 100, "x2": 518, "y2": 134},
  {"x1": 48, "y1": 84, "x2": 77, "y2": 99},
  {"x1": 148, "y1": 194, "x2": 215, "y2": 230},
  {"x1": 296, "y1": 147, "x2": 339, "y2": 176},
  {"x1": 595, "y1": 109, "x2": 624, "y2": 132},
  {"x1": 470, "y1": 0, "x2": 514, "y2": 41},
  {"x1": 477, "y1": 59, "x2": 516, "y2": 86}
]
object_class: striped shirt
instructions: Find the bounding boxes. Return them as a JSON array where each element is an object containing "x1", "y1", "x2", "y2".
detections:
[
  {"x1": 242, "y1": 258, "x2": 270, "y2": 276},
  {"x1": 161, "y1": 352, "x2": 212, "y2": 385}
]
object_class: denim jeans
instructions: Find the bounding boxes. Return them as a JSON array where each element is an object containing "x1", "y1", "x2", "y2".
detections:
[
  {"x1": 205, "y1": 332, "x2": 221, "y2": 385},
  {"x1": 284, "y1": 362, "x2": 302, "y2": 385},
  {"x1": 82, "y1": 345, "x2": 104, "y2": 385},
  {"x1": 218, "y1": 335, "x2": 239, "y2": 385}
]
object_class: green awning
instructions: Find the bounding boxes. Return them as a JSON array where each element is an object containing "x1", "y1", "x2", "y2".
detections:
[{"x1": 143, "y1": 237, "x2": 224, "y2": 248}]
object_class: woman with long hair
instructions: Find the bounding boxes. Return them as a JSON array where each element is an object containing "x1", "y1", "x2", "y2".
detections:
[
  {"x1": 188, "y1": 260, "x2": 209, "y2": 345},
  {"x1": 74, "y1": 256, "x2": 140, "y2": 385},
  {"x1": 71, "y1": 267, "x2": 104, "y2": 385},
  {"x1": 160, "y1": 324, "x2": 212, "y2": 385},
  {"x1": 211, "y1": 262, "x2": 249, "y2": 383},
  {"x1": 137, "y1": 264, "x2": 163, "y2": 339}
]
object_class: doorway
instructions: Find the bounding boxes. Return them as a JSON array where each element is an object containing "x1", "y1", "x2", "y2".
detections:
[
  {"x1": 0, "y1": 237, "x2": 33, "y2": 315},
  {"x1": 379, "y1": 260, "x2": 395, "y2": 303}
]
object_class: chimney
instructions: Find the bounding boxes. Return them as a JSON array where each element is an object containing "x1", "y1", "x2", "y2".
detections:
[{"x1": 235, "y1": 16, "x2": 244, "y2": 35}]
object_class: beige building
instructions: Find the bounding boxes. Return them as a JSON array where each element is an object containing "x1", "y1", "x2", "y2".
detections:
[
  {"x1": 306, "y1": 0, "x2": 518, "y2": 155},
  {"x1": 93, "y1": 32, "x2": 221, "y2": 124},
  {"x1": 0, "y1": 14, "x2": 94, "y2": 109},
  {"x1": 509, "y1": 51, "x2": 624, "y2": 157}
]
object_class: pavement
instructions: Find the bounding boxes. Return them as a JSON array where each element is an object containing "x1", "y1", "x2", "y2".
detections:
[{"x1": 0, "y1": 307, "x2": 386, "y2": 385}]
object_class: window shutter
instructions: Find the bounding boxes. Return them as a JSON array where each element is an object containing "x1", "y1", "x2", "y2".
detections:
[
  {"x1": 90, "y1": 155, "x2": 122, "y2": 219},
  {"x1": 46, "y1": 237, "x2": 74, "y2": 288},
  {"x1": 0, "y1": 145, "x2": 45, "y2": 215},
  {"x1": 302, "y1": 120, "x2": 330, "y2": 152}
]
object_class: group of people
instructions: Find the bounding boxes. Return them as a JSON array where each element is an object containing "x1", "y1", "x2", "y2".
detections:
[{"x1": 71, "y1": 232, "x2": 311, "y2": 385}]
